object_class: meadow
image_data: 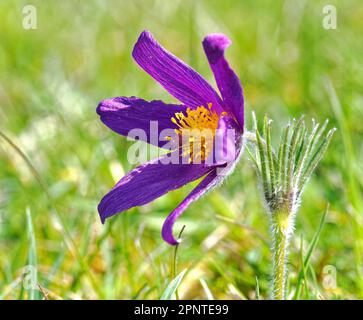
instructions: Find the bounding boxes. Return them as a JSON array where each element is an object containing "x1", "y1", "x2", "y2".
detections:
[{"x1": 0, "y1": 0, "x2": 362, "y2": 299}]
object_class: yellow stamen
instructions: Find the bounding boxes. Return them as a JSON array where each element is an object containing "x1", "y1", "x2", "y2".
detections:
[{"x1": 170, "y1": 104, "x2": 227, "y2": 163}]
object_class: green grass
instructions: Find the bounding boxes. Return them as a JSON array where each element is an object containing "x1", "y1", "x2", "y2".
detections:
[{"x1": 0, "y1": 0, "x2": 362, "y2": 299}]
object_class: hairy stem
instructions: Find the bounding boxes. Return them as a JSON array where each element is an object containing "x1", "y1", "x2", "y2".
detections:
[{"x1": 271, "y1": 209, "x2": 292, "y2": 300}]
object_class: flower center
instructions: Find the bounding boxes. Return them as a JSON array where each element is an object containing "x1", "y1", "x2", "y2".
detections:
[{"x1": 170, "y1": 103, "x2": 226, "y2": 163}]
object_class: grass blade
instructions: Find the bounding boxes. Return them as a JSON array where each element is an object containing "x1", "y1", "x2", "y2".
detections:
[
  {"x1": 160, "y1": 268, "x2": 187, "y2": 300},
  {"x1": 294, "y1": 205, "x2": 329, "y2": 299},
  {"x1": 200, "y1": 278, "x2": 214, "y2": 300},
  {"x1": 0, "y1": 130, "x2": 103, "y2": 298},
  {"x1": 26, "y1": 208, "x2": 40, "y2": 300},
  {"x1": 255, "y1": 276, "x2": 260, "y2": 300}
]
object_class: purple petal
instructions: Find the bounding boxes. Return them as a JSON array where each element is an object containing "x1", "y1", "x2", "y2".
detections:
[
  {"x1": 214, "y1": 115, "x2": 243, "y2": 164},
  {"x1": 98, "y1": 153, "x2": 214, "y2": 223},
  {"x1": 162, "y1": 169, "x2": 220, "y2": 245},
  {"x1": 97, "y1": 96, "x2": 186, "y2": 148},
  {"x1": 132, "y1": 30, "x2": 224, "y2": 113},
  {"x1": 203, "y1": 34, "x2": 244, "y2": 130}
]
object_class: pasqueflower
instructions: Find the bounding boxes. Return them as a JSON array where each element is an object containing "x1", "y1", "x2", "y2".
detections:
[{"x1": 97, "y1": 30, "x2": 244, "y2": 245}]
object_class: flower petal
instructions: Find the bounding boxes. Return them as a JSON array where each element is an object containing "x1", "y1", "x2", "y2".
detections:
[
  {"x1": 132, "y1": 30, "x2": 224, "y2": 113},
  {"x1": 162, "y1": 168, "x2": 220, "y2": 245},
  {"x1": 213, "y1": 115, "x2": 243, "y2": 164},
  {"x1": 97, "y1": 96, "x2": 186, "y2": 148},
  {"x1": 98, "y1": 153, "x2": 213, "y2": 223},
  {"x1": 203, "y1": 34, "x2": 244, "y2": 130}
]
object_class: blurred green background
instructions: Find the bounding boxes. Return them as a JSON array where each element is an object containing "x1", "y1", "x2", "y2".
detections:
[{"x1": 0, "y1": 0, "x2": 362, "y2": 299}]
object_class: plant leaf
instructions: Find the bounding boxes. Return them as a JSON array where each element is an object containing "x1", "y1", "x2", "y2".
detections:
[
  {"x1": 160, "y1": 268, "x2": 187, "y2": 300},
  {"x1": 294, "y1": 205, "x2": 329, "y2": 299},
  {"x1": 200, "y1": 278, "x2": 214, "y2": 300},
  {"x1": 26, "y1": 208, "x2": 40, "y2": 300}
]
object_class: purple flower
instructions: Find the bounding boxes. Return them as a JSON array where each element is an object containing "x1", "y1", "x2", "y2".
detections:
[{"x1": 97, "y1": 31, "x2": 245, "y2": 245}]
